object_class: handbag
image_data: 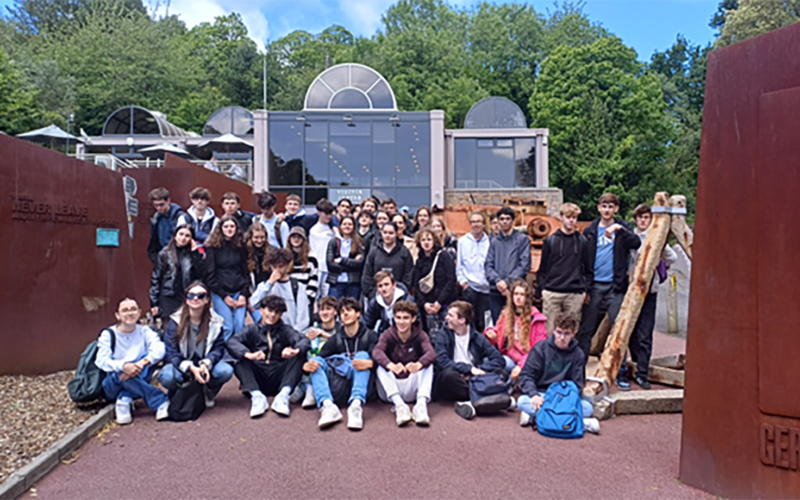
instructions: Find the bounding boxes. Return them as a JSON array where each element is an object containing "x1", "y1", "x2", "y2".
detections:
[
  {"x1": 168, "y1": 378, "x2": 206, "y2": 422},
  {"x1": 418, "y1": 251, "x2": 441, "y2": 295},
  {"x1": 469, "y1": 372, "x2": 511, "y2": 416}
]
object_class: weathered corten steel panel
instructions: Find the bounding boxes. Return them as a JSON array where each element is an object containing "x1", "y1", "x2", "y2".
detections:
[
  {"x1": 0, "y1": 135, "x2": 137, "y2": 375},
  {"x1": 680, "y1": 23, "x2": 800, "y2": 498}
]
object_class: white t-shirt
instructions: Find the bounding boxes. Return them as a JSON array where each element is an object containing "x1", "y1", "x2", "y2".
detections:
[
  {"x1": 453, "y1": 333, "x2": 472, "y2": 366},
  {"x1": 309, "y1": 222, "x2": 335, "y2": 273}
]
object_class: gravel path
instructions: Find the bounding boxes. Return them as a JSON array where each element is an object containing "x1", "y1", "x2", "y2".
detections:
[{"x1": 0, "y1": 371, "x2": 103, "y2": 484}]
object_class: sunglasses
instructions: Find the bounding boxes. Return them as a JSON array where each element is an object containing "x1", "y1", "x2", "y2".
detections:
[{"x1": 186, "y1": 292, "x2": 208, "y2": 301}]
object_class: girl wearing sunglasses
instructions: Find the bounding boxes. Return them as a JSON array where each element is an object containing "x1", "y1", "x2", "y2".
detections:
[{"x1": 159, "y1": 281, "x2": 234, "y2": 409}]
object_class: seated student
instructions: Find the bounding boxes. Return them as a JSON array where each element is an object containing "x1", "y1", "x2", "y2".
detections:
[
  {"x1": 294, "y1": 296, "x2": 340, "y2": 408},
  {"x1": 483, "y1": 279, "x2": 547, "y2": 382},
  {"x1": 250, "y1": 248, "x2": 311, "y2": 332},
  {"x1": 372, "y1": 301, "x2": 435, "y2": 426},
  {"x1": 303, "y1": 298, "x2": 378, "y2": 430},
  {"x1": 95, "y1": 298, "x2": 170, "y2": 425},
  {"x1": 363, "y1": 270, "x2": 414, "y2": 335},
  {"x1": 177, "y1": 187, "x2": 219, "y2": 243},
  {"x1": 221, "y1": 192, "x2": 253, "y2": 233},
  {"x1": 159, "y1": 281, "x2": 234, "y2": 409},
  {"x1": 517, "y1": 313, "x2": 600, "y2": 434},
  {"x1": 434, "y1": 301, "x2": 507, "y2": 420},
  {"x1": 226, "y1": 296, "x2": 309, "y2": 418}
]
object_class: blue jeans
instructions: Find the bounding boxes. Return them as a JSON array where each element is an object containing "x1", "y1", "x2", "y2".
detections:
[
  {"x1": 250, "y1": 309, "x2": 262, "y2": 324},
  {"x1": 158, "y1": 362, "x2": 234, "y2": 399},
  {"x1": 503, "y1": 355, "x2": 517, "y2": 373},
  {"x1": 309, "y1": 352, "x2": 371, "y2": 408},
  {"x1": 212, "y1": 292, "x2": 246, "y2": 340},
  {"x1": 518, "y1": 392, "x2": 593, "y2": 418},
  {"x1": 102, "y1": 366, "x2": 167, "y2": 411},
  {"x1": 329, "y1": 283, "x2": 361, "y2": 300}
]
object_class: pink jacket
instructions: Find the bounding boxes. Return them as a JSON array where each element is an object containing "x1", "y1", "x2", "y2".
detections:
[{"x1": 483, "y1": 307, "x2": 547, "y2": 368}]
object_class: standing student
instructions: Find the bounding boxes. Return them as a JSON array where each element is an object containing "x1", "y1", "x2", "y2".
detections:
[
  {"x1": 255, "y1": 191, "x2": 289, "y2": 249},
  {"x1": 284, "y1": 194, "x2": 316, "y2": 232},
  {"x1": 484, "y1": 279, "x2": 547, "y2": 381},
  {"x1": 456, "y1": 211, "x2": 491, "y2": 333},
  {"x1": 372, "y1": 301, "x2": 436, "y2": 426},
  {"x1": 411, "y1": 206, "x2": 431, "y2": 233},
  {"x1": 327, "y1": 215, "x2": 364, "y2": 300},
  {"x1": 286, "y1": 226, "x2": 320, "y2": 305},
  {"x1": 364, "y1": 210, "x2": 390, "y2": 253},
  {"x1": 412, "y1": 228, "x2": 457, "y2": 343},
  {"x1": 381, "y1": 198, "x2": 398, "y2": 215},
  {"x1": 159, "y1": 281, "x2": 234, "y2": 409},
  {"x1": 360, "y1": 197, "x2": 378, "y2": 217},
  {"x1": 489, "y1": 213, "x2": 500, "y2": 240},
  {"x1": 392, "y1": 212, "x2": 418, "y2": 262},
  {"x1": 221, "y1": 192, "x2": 253, "y2": 233},
  {"x1": 147, "y1": 187, "x2": 185, "y2": 264},
  {"x1": 361, "y1": 222, "x2": 414, "y2": 298},
  {"x1": 363, "y1": 271, "x2": 415, "y2": 335},
  {"x1": 250, "y1": 248, "x2": 311, "y2": 332},
  {"x1": 227, "y1": 296, "x2": 309, "y2": 418},
  {"x1": 244, "y1": 222, "x2": 271, "y2": 324},
  {"x1": 430, "y1": 216, "x2": 457, "y2": 260},
  {"x1": 332, "y1": 198, "x2": 352, "y2": 227},
  {"x1": 536, "y1": 202, "x2": 592, "y2": 335},
  {"x1": 485, "y1": 206, "x2": 532, "y2": 323},
  {"x1": 623, "y1": 204, "x2": 678, "y2": 390},
  {"x1": 303, "y1": 298, "x2": 379, "y2": 430},
  {"x1": 357, "y1": 210, "x2": 374, "y2": 240},
  {"x1": 309, "y1": 199, "x2": 336, "y2": 297},
  {"x1": 576, "y1": 193, "x2": 641, "y2": 359},
  {"x1": 177, "y1": 187, "x2": 218, "y2": 243},
  {"x1": 95, "y1": 298, "x2": 169, "y2": 425},
  {"x1": 517, "y1": 313, "x2": 600, "y2": 434},
  {"x1": 204, "y1": 215, "x2": 250, "y2": 339},
  {"x1": 434, "y1": 301, "x2": 507, "y2": 420},
  {"x1": 149, "y1": 224, "x2": 205, "y2": 320}
]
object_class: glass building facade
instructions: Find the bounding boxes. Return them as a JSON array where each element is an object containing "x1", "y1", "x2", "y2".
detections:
[{"x1": 454, "y1": 137, "x2": 536, "y2": 189}]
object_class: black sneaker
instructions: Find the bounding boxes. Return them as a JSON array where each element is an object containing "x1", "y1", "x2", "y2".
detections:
[
  {"x1": 455, "y1": 401, "x2": 476, "y2": 420},
  {"x1": 617, "y1": 375, "x2": 631, "y2": 392},
  {"x1": 634, "y1": 375, "x2": 651, "y2": 390}
]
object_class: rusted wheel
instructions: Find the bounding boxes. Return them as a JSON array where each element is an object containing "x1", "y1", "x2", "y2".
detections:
[{"x1": 528, "y1": 217, "x2": 551, "y2": 239}]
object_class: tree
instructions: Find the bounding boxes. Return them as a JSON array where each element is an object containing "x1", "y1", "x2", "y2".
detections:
[
  {"x1": 0, "y1": 47, "x2": 40, "y2": 134},
  {"x1": 714, "y1": 0, "x2": 800, "y2": 48},
  {"x1": 530, "y1": 37, "x2": 671, "y2": 215}
]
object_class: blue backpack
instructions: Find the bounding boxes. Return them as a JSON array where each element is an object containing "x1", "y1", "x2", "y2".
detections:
[{"x1": 535, "y1": 380, "x2": 584, "y2": 439}]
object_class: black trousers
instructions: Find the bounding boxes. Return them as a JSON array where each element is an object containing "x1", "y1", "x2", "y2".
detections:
[
  {"x1": 629, "y1": 293, "x2": 657, "y2": 378},
  {"x1": 576, "y1": 281, "x2": 624, "y2": 359},
  {"x1": 462, "y1": 287, "x2": 490, "y2": 333},
  {"x1": 234, "y1": 356, "x2": 304, "y2": 396},
  {"x1": 435, "y1": 367, "x2": 470, "y2": 402}
]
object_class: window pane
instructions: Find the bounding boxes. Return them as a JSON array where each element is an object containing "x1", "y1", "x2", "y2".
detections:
[
  {"x1": 396, "y1": 122, "x2": 429, "y2": 187},
  {"x1": 329, "y1": 135, "x2": 371, "y2": 187},
  {"x1": 322, "y1": 66, "x2": 349, "y2": 91},
  {"x1": 372, "y1": 187, "x2": 395, "y2": 204},
  {"x1": 477, "y1": 147, "x2": 514, "y2": 188},
  {"x1": 133, "y1": 108, "x2": 160, "y2": 135},
  {"x1": 477, "y1": 139, "x2": 493, "y2": 148},
  {"x1": 330, "y1": 89, "x2": 370, "y2": 109},
  {"x1": 351, "y1": 65, "x2": 379, "y2": 90},
  {"x1": 271, "y1": 188, "x2": 302, "y2": 209},
  {"x1": 305, "y1": 188, "x2": 328, "y2": 206},
  {"x1": 306, "y1": 85, "x2": 332, "y2": 109},
  {"x1": 368, "y1": 82, "x2": 395, "y2": 109},
  {"x1": 515, "y1": 138, "x2": 536, "y2": 187},
  {"x1": 305, "y1": 121, "x2": 327, "y2": 142},
  {"x1": 104, "y1": 108, "x2": 131, "y2": 135},
  {"x1": 372, "y1": 142, "x2": 396, "y2": 187},
  {"x1": 304, "y1": 141, "x2": 329, "y2": 186},
  {"x1": 496, "y1": 139, "x2": 513, "y2": 147},
  {"x1": 269, "y1": 122, "x2": 304, "y2": 186},
  {"x1": 454, "y1": 139, "x2": 476, "y2": 189},
  {"x1": 331, "y1": 121, "x2": 370, "y2": 136},
  {"x1": 373, "y1": 122, "x2": 395, "y2": 144},
  {"x1": 395, "y1": 188, "x2": 430, "y2": 212},
  {"x1": 232, "y1": 107, "x2": 254, "y2": 135}
]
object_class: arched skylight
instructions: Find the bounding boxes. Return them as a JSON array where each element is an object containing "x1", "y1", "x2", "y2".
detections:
[
  {"x1": 102, "y1": 106, "x2": 189, "y2": 137},
  {"x1": 304, "y1": 63, "x2": 397, "y2": 111},
  {"x1": 464, "y1": 97, "x2": 527, "y2": 129},
  {"x1": 203, "y1": 106, "x2": 254, "y2": 136}
]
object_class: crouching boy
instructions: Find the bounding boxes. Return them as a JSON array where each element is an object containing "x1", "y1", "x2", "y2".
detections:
[
  {"x1": 226, "y1": 296, "x2": 309, "y2": 418},
  {"x1": 303, "y1": 298, "x2": 378, "y2": 431},
  {"x1": 372, "y1": 301, "x2": 436, "y2": 426},
  {"x1": 95, "y1": 298, "x2": 169, "y2": 425},
  {"x1": 517, "y1": 313, "x2": 600, "y2": 434}
]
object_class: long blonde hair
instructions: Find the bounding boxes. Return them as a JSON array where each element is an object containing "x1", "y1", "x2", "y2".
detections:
[{"x1": 503, "y1": 279, "x2": 534, "y2": 353}]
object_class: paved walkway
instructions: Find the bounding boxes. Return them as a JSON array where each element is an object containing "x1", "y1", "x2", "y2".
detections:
[{"x1": 32, "y1": 332, "x2": 705, "y2": 499}]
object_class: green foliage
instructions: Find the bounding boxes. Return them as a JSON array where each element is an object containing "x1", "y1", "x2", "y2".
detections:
[
  {"x1": 714, "y1": 0, "x2": 800, "y2": 48},
  {"x1": 0, "y1": 46, "x2": 40, "y2": 134}
]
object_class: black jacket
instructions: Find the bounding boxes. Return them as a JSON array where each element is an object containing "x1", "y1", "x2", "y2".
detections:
[
  {"x1": 249, "y1": 246, "x2": 270, "y2": 290},
  {"x1": 413, "y1": 247, "x2": 457, "y2": 307},
  {"x1": 147, "y1": 203, "x2": 185, "y2": 263},
  {"x1": 435, "y1": 325, "x2": 505, "y2": 375},
  {"x1": 149, "y1": 245, "x2": 205, "y2": 310},
  {"x1": 326, "y1": 237, "x2": 365, "y2": 285},
  {"x1": 226, "y1": 319, "x2": 309, "y2": 362},
  {"x1": 363, "y1": 284, "x2": 414, "y2": 334},
  {"x1": 519, "y1": 335, "x2": 585, "y2": 396},
  {"x1": 317, "y1": 323, "x2": 379, "y2": 359},
  {"x1": 233, "y1": 209, "x2": 253, "y2": 233},
  {"x1": 204, "y1": 240, "x2": 250, "y2": 297},
  {"x1": 361, "y1": 241, "x2": 414, "y2": 298},
  {"x1": 583, "y1": 218, "x2": 641, "y2": 293},
  {"x1": 536, "y1": 230, "x2": 592, "y2": 298}
]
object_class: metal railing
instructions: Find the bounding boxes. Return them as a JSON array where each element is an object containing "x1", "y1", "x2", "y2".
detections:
[{"x1": 70, "y1": 154, "x2": 253, "y2": 184}]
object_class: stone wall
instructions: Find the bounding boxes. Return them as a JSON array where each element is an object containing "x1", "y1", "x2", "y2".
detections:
[{"x1": 445, "y1": 188, "x2": 563, "y2": 217}]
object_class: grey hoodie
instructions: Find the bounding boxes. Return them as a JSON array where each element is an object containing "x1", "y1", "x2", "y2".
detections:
[{"x1": 484, "y1": 229, "x2": 531, "y2": 291}]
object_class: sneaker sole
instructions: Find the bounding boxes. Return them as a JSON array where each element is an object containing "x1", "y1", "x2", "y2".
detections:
[
  {"x1": 413, "y1": 416, "x2": 430, "y2": 426},
  {"x1": 347, "y1": 422, "x2": 363, "y2": 431},
  {"x1": 455, "y1": 403, "x2": 476, "y2": 420},
  {"x1": 318, "y1": 415, "x2": 342, "y2": 429}
]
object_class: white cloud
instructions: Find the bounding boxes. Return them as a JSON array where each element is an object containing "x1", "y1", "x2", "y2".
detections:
[{"x1": 339, "y1": 0, "x2": 394, "y2": 35}]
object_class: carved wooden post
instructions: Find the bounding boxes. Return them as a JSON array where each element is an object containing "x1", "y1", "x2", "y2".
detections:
[
  {"x1": 589, "y1": 314, "x2": 611, "y2": 357},
  {"x1": 669, "y1": 195, "x2": 693, "y2": 260},
  {"x1": 584, "y1": 192, "x2": 672, "y2": 397}
]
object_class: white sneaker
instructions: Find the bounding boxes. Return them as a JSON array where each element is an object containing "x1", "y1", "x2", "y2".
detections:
[
  {"x1": 507, "y1": 396, "x2": 516, "y2": 411},
  {"x1": 584, "y1": 417, "x2": 601, "y2": 435},
  {"x1": 271, "y1": 394, "x2": 291, "y2": 417},
  {"x1": 302, "y1": 387, "x2": 316, "y2": 409},
  {"x1": 155, "y1": 401, "x2": 170, "y2": 421},
  {"x1": 519, "y1": 411, "x2": 532, "y2": 427},
  {"x1": 250, "y1": 393, "x2": 268, "y2": 418},
  {"x1": 347, "y1": 402, "x2": 364, "y2": 430},
  {"x1": 412, "y1": 401, "x2": 430, "y2": 426},
  {"x1": 204, "y1": 395, "x2": 216, "y2": 408},
  {"x1": 394, "y1": 403, "x2": 412, "y2": 427},
  {"x1": 318, "y1": 400, "x2": 342, "y2": 428},
  {"x1": 115, "y1": 398, "x2": 132, "y2": 425}
]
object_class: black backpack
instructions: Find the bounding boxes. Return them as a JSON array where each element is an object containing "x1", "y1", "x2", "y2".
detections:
[
  {"x1": 68, "y1": 329, "x2": 116, "y2": 403},
  {"x1": 168, "y1": 378, "x2": 206, "y2": 422}
]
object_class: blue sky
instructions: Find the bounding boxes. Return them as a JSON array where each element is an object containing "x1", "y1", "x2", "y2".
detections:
[{"x1": 0, "y1": 0, "x2": 720, "y2": 60}]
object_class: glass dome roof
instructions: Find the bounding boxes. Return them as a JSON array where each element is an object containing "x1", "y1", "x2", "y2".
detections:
[
  {"x1": 464, "y1": 97, "x2": 527, "y2": 129},
  {"x1": 304, "y1": 63, "x2": 397, "y2": 111}
]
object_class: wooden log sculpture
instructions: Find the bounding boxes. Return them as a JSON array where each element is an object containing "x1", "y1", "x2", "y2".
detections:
[
  {"x1": 669, "y1": 195, "x2": 693, "y2": 260},
  {"x1": 589, "y1": 314, "x2": 611, "y2": 357},
  {"x1": 584, "y1": 192, "x2": 672, "y2": 397}
]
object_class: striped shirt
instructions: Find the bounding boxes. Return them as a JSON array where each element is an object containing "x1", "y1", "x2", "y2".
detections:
[{"x1": 290, "y1": 255, "x2": 319, "y2": 301}]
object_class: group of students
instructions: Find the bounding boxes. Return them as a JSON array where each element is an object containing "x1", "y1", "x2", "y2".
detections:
[{"x1": 97, "y1": 187, "x2": 673, "y2": 432}]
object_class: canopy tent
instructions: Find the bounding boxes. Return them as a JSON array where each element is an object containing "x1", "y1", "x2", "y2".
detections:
[
  {"x1": 17, "y1": 125, "x2": 84, "y2": 149},
  {"x1": 137, "y1": 143, "x2": 192, "y2": 159}
]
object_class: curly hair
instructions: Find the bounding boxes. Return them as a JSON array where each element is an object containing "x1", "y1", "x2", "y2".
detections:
[
  {"x1": 245, "y1": 222, "x2": 270, "y2": 273},
  {"x1": 502, "y1": 279, "x2": 534, "y2": 353},
  {"x1": 204, "y1": 215, "x2": 244, "y2": 249}
]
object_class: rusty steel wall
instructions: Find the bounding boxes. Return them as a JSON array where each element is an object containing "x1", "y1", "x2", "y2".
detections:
[
  {"x1": 680, "y1": 23, "x2": 800, "y2": 498},
  {"x1": 0, "y1": 135, "x2": 137, "y2": 375}
]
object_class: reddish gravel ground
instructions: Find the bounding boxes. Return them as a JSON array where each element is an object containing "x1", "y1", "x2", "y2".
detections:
[{"x1": 30, "y1": 332, "x2": 707, "y2": 499}]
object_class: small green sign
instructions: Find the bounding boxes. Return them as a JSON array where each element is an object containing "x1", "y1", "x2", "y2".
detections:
[{"x1": 96, "y1": 228, "x2": 119, "y2": 247}]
